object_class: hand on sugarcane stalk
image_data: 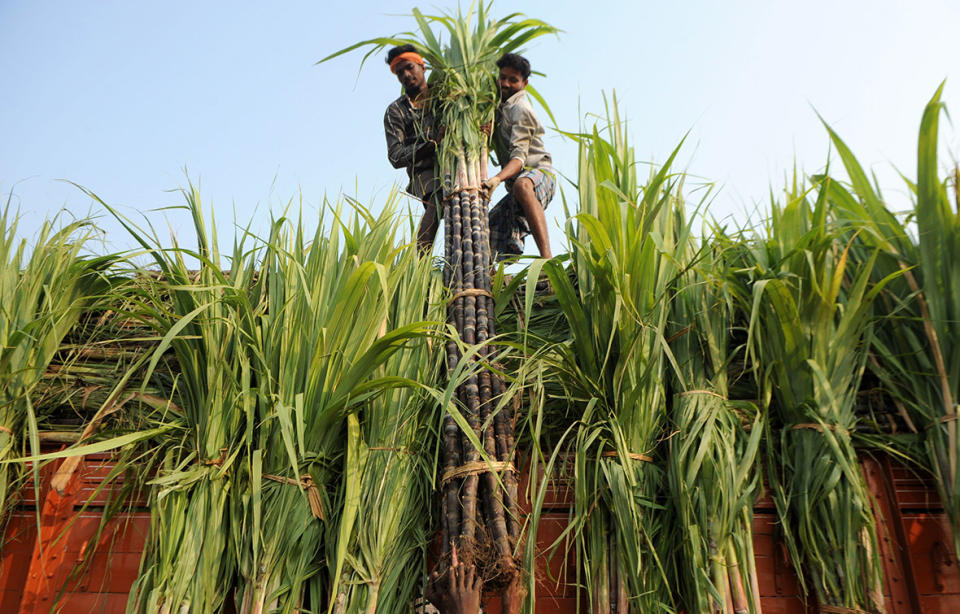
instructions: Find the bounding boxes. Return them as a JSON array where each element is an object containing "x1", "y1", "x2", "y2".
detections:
[
  {"x1": 427, "y1": 544, "x2": 483, "y2": 614},
  {"x1": 480, "y1": 176, "x2": 501, "y2": 201},
  {"x1": 427, "y1": 543, "x2": 521, "y2": 614}
]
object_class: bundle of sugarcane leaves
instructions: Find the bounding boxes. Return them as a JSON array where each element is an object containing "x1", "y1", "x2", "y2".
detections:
[
  {"x1": 71, "y1": 184, "x2": 448, "y2": 614},
  {"x1": 324, "y1": 208, "x2": 446, "y2": 614},
  {"x1": 32, "y1": 274, "x2": 177, "y2": 441},
  {"x1": 25, "y1": 271, "x2": 182, "y2": 582},
  {"x1": 0, "y1": 202, "x2": 119, "y2": 522},
  {"x1": 235, "y1": 196, "x2": 445, "y2": 614},
  {"x1": 534, "y1": 99, "x2": 686, "y2": 613},
  {"x1": 84, "y1": 184, "x2": 265, "y2": 614},
  {"x1": 666, "y1": 237, "x2": 763, "y2": 614},
  {"x1": 734, "y1": 174, "x2": 895, "y2": 612},
  {"x1": 820, "y1": 83, "x2": 960, "y2": 559}
]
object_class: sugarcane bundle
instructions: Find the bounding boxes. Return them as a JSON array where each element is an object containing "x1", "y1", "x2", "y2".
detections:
[
  {"x1": 439, "y1": 144, "x2": 521, "y2": 584},
  {"x1": 0, "y1": 202, "x2": 115, "y2": 520},
  {"x1": 320, "y1": 2, "x2": 556, "y2": 597},
  {"x1": 540, "y1": 99, "x2": 683, "y2": 613},
  {"x1": 233, "y1": 198, "x2": 441, "y2": 614},
  {"x1": 738, "y1": 180, "x2": 888, "y2": 612},
  {"x1": 94, "y1": 185, "x2": 261, "y2": 614},
  {"x1": 32, "y1": 290, "x2": 174, "y2": 438},
  {"x1": 817, "y1": 84, "x2": 960, "y2": 560},
  {"x1": 667, "y1": 240, "x2": 763, "y2": 614},
  {"x1": 322, "y1": 205, "x2": 447, "y2": 613}
]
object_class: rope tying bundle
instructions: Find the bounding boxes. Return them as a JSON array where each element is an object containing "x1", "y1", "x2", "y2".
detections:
[
  {"x1": 440, "y1": 460, "x2": 516, "y2": 485},
  {"x1": 263, "y1": 473, "x2": 325, "y2": 520},
  {"x1": 937, "y1": 412, "x2": 958, "y2": 424},
  {"x1": 442, "y1": 186, "x2": 481, "y2": 200},
  {"x1": 600, "y1": 450, "x2": 654, "y2": 463},
  {"x1": 447, "y1": 288, "x2": 494, "y2": 305},
  {"x1": 200, "y1": 448, "x2": 228, "y2": 467}
]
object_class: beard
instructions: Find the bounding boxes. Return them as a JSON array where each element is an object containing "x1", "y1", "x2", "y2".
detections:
[{"x1": 404, "y1": 82, "x2": 425, "y2": 98}]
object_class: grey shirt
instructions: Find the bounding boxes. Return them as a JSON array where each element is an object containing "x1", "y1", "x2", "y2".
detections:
[
  {"x1": 494, "y1": 90, "x2": 552, "y2": 189},
  {"x1": 384, "y1": 94, "x2": 439, "y2": 202}
]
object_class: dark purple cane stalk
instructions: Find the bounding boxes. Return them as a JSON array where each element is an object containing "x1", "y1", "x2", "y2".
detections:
[
  {"x1": 438, "y1": 147, "x2": 521, "y2": 584},
  {"x1": 491, "y1": 373, "x2": 520, "y2": 544}
]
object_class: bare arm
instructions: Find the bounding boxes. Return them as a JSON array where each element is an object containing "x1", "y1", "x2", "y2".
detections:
[{"x1": 491, "y1": 157, "x2": 524, "y2": 183}]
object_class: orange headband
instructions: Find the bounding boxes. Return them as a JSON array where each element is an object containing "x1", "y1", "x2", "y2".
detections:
[{"x1": 390, "y1": 51, "x2": 425, "y2": 73}]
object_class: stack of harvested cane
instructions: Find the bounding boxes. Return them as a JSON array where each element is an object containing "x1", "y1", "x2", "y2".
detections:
[
  {"x1": 318, "y1": 3, "x2": 557, "y2": 598},
  {"x1": 440, "y1": 147, "x2": 520, "y2": 587}
]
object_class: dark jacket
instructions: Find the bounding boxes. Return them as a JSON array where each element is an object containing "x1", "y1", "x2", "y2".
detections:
[{"x1": 384, "y1": 94, "x2": 439, "y2": 202}]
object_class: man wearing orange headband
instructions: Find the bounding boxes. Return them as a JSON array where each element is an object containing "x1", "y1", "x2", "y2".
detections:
[{"x1": 384, "y1": 44, "x2": 442, "y2": 252}]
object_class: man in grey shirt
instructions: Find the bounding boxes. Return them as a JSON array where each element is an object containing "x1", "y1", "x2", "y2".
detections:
[
  {"x1": 383, "y1": 44, "x2": 441, "y2": 252},
  {"x1": 481, "y1": 53, "x2": 555, "y2": 261}
]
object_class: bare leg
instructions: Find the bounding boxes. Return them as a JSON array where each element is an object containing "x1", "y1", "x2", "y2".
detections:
[
  {"x1": 417, "y1": 204, "x2": 440, "y2": 254},
  {"x1": 512, "y1": 177, "x2": 552, "y2": 259}
]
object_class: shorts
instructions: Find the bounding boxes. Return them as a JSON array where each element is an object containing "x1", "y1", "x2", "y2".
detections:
[{"x1": 488, "y1": 168, "x2": 556, "y2": 261}]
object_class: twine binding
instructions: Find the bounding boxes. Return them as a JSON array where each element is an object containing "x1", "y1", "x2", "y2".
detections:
[
  {"x1": 601, "y1": 450, "x2": 654, "y2": 463},
  {"x1": 448, "y1": 288, "x2": 494, "y2": 305},
  {"x1": 264, "y1": 473, "x2": 325, "y2": 520},
  {"x1": 0, "y1": 425, "x2": 12, "y2": 435},
  {"x1": 666, "y1": 325, "x2": 693, "y2": 344},
  {"x1": 443, "y1": 185, "x2": 482, "y2": 200},
  {"x1": 441, "y1": 460, "x2": 516, "y2": 485},
  {"x1": 921, "y1": 412, "x2": 959, "y2": 430},
  {"x1": 200, "y1": 448, "x2": 228, "y2": 467}
]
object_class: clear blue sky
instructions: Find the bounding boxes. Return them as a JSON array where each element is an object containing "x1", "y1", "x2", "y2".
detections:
[{"x1": 2, "y1": 1, "x2": 958, "y2": 256}]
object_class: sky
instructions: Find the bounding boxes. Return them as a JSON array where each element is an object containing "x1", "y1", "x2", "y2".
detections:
[{"x1": 2, "y1": 1, "x2": 959, "y2": 257}]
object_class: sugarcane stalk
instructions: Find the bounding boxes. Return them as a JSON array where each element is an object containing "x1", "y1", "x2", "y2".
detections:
[
  {"x1": 457, "y1": 183, "x2": 484, "y2": 553},
  {"x1": 491, "y1": 374, "x2": 520, "y2": 544},
  {"x1": 609, "y1": 534, "x2": 619, "y2": 614},
  {"x1": 452, "y1": 172, "x2": 466, "y2": 337},
  {"x1": 365, "y1": 581, "x2": 379, "y2": 614},
  {"x1": 748, "y1": 547, "x2": 762, "y2": 614},
  {"x1": 595, "y1": 527, "x2": 610, "y2": 614},
  {"x1": 476, "y1": 146, "x2": 521, "y2": 552},
  {"x1": 441, "y1": 191, "x2": 463, "y2": 556},
  {"x1": 615, "y1": 566, "x2": 628, "y2": 614},
  {"x1": 461, "y1": 154, "x2": 511, "y2": 567},
  {"x1": 727, "y1": 540, "x2": 749, "y2": 614},
  {"x1": 708, "y1": 534, "x2": 730, "y2": 614},
  {"x1": 443, "y1": 183, "x2": 466, "y2": 554},
  {"x1": 862, "y1": 526, "x2": 885, "y2": 611},
  {"x1": 478, "y1": 376, "x2": 512, "y2": 566}
]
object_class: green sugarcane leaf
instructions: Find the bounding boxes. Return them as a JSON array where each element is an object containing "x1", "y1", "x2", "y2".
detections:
[
  {"x1": 328, "y1": 412, "x2": 365, "y2": 613},
  {"x1": 4, "y1": 425, "x2": 176, "y2": 464}
]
